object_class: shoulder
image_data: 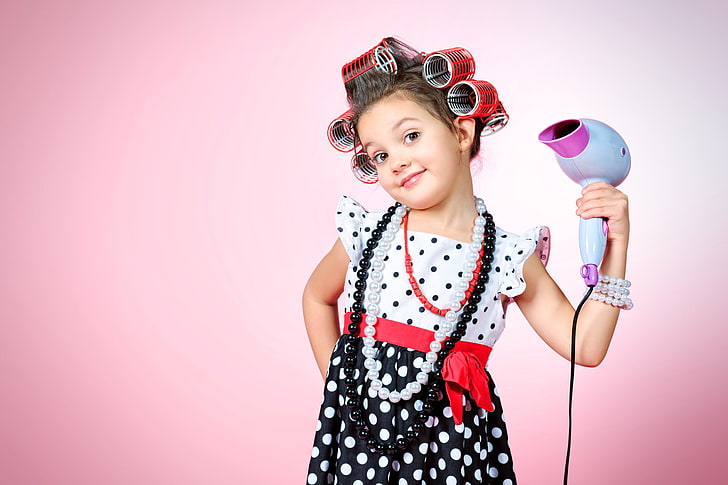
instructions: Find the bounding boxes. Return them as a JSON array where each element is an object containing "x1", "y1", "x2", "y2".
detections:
[
  {"x1": 335, "y1": 195, "x2": 388, "y2": 261},
  {"x1": 494, "y1": 225, "x2": 551, "y2": 298}
]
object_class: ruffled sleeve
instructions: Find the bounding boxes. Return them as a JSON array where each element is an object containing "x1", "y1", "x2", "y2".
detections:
[
  {"x1": 335, "y1": 195, "x2": 370, "y2": 262},
  {"x1": 498, "y1": 226, "x2": 551, "y2": 298}
]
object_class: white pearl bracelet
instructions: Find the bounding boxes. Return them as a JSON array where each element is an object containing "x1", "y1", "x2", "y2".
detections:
[{"x1": 589, "y1": 275, "x2": 633, "y2": 310}]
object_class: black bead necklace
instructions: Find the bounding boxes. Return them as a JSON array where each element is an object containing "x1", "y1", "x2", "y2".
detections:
[{"x1": 343, "y1": 202, "x2": 497, "y2": 455}]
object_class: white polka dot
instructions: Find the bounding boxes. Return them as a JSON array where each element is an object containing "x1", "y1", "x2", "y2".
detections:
[
  {"x1": 413, "y1": 356, "x2": 424, "y2": 368},
  {"x1": 307, "y1": 472, "x2": 317, "y2": 484},
  {"x1": 454, "y1": 422, "x2": 465, "y2": 433},
  {"x1": 392, "y1": 460, "x2": 400, "y2": 472},
  {"x1": 382, "y1": 373, "x2": 393, "y2": 385},
  {"x1": 474, "y1": 441, "x2": 481, "y2": 453},
  {"x1": 386, "y1": 346, "x2": 396, "y2": 357},
  {"x1": 367, "y1": 468, "x2": 376, "y2": 479},
  {"x1": 400, "y1": 408, "x2": 409, "y2": 420},
  {"x1": 369, "y1": 413, "x2": 378, "y2": 425},
  {"x1": 403, "y1": 452, "x2": 414, "y2": 464},
  {"x1": 357, "y1": 452, "x2": 368, "y2": 464},
  {"x1": 498, "y1": 452, "x2": 510, "y2": 464},
  {"x1": 446, "y1": 476, "x2": 458, "y2": 485},
  {"x1": 429, "y1": 441, "x2": 439, "y2": 453},
  {"x1": 478, "y1": 408, "x2": 487, "y2": 418},
  {"x1": 344, "y1": 436, "x2": 356, "y2": 448},
  {"x1": 322, "y1": 433, "x2": 332, "y2": 445},
  {"x1": 504, "y1": 480, "x2": 513, "y2": 485},
  {"x1": 380, "y1": 400, "x2": 391, "y2": 413},
  {"x1": 413, "y1": 469, "x2": 423, "y2": 480},
  {"x1": 340, "y1": 463, "x2": 352, "y2": 475},
  {"x1": 398, "y1": 365, "x2": 408, "y2": 377},
  {"x1": 316, "y1": 420, "x2": 322, "y2": 431},
  {"x1": 464, "y1": 454, "x2": 473, "y2": 466},
  {"x1": 474, "y1": 468, "x2": 482, "y2": 481},
  {"x1": 442, "y1": 406, "x2": 453, "y2": 418},
  {"x1": 311, "y1": 446, "x2": 320, "y2": 458},
  {"x1": 331, "y1": 356, "x2": 341, "y2": 366},
  {"x1": 489, "y1": 466, "x2": 499, "y2": 478},
  {"x1": 438, "y1": 458, "x2": 446, "y2": 470},
  {"x1": 399, "y1": 479, "x2": 408, "y2": 485},
  {"x1": 429, "y1": 467, "x2": 438, "y2": 479},
  {"x1": 379, "y1": 455, "x2": 389, "y2": 467},
  {"x1": 320, "y1": 461, "x2": 329, "y2": 472},
  {"x1": 464, "y1": 426, "x2": 472, "y2": 439},
  {"x1": 438, "y1": 431, "x2": 450, "y2": 443},
  {"x1": 488, "y1": 441, "x2": 494, "y2": 452},
  {"x1": 380, "y1": 428, "x2": 390, "y2": 441},
  {"x1": 492, "y1": 427, "x2": 503, "y2": 438},
  {"x1": 324, "y1": 407, "x2": 335, "y2": 419},
  {"x1": 414, "y1": 400, "x2": 423, "y2": 411},
  {"x1": 326, "y1": 380, "x2": 337, "y2": 392},
  {"x1": 353, "y1": 481, "x2": 363, "y2": 485},
  {"x1": 480, "y1": 448, "x2": 487, "y2": 460},
  {"x1": 450, "y1": 448, "x2": 462, "y2": 460}
]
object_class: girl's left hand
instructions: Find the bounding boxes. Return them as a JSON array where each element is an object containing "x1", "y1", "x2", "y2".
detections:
[{"x1": 576, "y1": 181, "x2": 630, "y2": 244}]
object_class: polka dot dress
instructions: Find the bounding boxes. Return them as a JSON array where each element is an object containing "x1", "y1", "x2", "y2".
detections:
[{"x1": 307, "y1": 196, "x2": 550, "y2": 484}]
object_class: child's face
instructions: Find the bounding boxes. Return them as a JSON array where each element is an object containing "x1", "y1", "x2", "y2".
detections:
[{"x1": 357, "y1": 94, "x2": 474, "y2": 210}]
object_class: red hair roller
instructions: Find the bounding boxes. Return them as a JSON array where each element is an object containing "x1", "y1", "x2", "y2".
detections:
[
  {"x1": 480, "y1": 101, "x2": 509, "y2": 136},
  {"x1": 446, "y1": 80, "x2": 500, "y2": 117},
  {"x1": 350, "y1": 147, "x2": 378, "y2": 184},
  {"x1": 341, "y1": 40, "x2": 398, "y2": 83},
  {"x1": 422, "y1": 48, "x2": 476, "y2": 89},
  {"x1": 327, "y1": 109, "x2": 356, "y2": 152}
]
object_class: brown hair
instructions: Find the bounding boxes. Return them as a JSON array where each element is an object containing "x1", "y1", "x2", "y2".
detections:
[{"x1": 344, "y1": 38, "x2": 485, "y2": 159}]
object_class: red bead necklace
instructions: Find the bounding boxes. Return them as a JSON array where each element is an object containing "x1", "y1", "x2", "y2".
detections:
[{"x1": 403, "y1": 212, "x2": 484, "y2": 316}]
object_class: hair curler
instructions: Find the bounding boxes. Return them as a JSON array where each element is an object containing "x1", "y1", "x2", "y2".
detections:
[
  {"x1": 446, "y1": 80, "x2": 499, "y2": 117},
  {"x1": 480, "y1": 101, "x2": 509, "y2": 136},
  {"x1": 341, "y1": 41, "x2": 397, "y2": 84},
  {"x1": 538, "y1": 119, "x2": 631, "y2": 286},
  {"x1": 327, "y1": 109, "x2": 356, "y2": 152},
  {"x1": 422, "y1": 48, "x2": 476, "y2": 89},
  {"x1": 350, "y1": 146, "x2": 378, "y2": 184}
]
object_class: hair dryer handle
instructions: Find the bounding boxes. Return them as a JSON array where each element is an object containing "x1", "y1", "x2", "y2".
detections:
[{"x1": 579, "y1": 216, "x2": 608, "y2": 286}]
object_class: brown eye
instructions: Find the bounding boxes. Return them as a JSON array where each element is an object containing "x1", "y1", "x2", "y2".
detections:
[
  {"x1": 372, "y1": 152, "x2": 388, "y2": 165},
  {"x1": 405, "y1": 132, "x2": 420, "y2": 143}
]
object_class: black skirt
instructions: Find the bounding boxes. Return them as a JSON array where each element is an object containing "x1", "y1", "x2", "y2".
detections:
[{"x1": 306, "y1": 335, "x2": 517, "y2": 484}]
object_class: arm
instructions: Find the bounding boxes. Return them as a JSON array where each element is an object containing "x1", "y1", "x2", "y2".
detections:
[
  {"x1": 303, "y1": 239, "x2": 350, "y2": 379},
  {"x1": 514, "y1": 182, "x2": 629, "y2": 367}
]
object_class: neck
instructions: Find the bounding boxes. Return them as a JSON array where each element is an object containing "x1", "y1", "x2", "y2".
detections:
[{"x1": 406, "y1": 190, "x2": 480, "y2": 242}]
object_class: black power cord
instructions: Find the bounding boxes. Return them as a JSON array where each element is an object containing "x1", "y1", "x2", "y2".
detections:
[{"x1": 563, "y1": 285, "x2": 594, "y2": 485}]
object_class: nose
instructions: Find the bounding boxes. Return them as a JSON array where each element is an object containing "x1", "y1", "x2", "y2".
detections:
[{"x1": 388, "y1": 149, "x2": 410, "y2": 173}]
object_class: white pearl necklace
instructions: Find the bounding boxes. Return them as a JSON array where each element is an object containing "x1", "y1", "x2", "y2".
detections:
[{"x1": 362, "y1": 198, "x2": 488, "y2": 403}]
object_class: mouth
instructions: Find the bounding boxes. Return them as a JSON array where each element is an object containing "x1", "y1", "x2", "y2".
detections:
[{"x1": 401, "y1": 170, "x2": 425, "y2": 188}]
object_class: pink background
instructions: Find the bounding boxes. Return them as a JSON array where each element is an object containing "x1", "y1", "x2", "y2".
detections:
[{"x1": 1, "y1": 0, "x2": 726, "y2": 483}]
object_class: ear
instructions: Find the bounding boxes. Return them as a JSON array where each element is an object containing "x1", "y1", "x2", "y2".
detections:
[{"x1": 453, "y1": 117, "x2": 476, "y2": 153}]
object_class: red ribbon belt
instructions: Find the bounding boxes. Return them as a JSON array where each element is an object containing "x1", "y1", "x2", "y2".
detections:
[{"x1": 344, "y1": 312, "x2": 493, "y2": 424}]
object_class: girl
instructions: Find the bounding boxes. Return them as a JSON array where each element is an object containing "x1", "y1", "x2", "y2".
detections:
[{"x1": 304, "y1": 38, "x2": 630, "y2": 484}]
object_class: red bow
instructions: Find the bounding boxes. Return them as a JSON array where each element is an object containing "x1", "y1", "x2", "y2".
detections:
[{"x1": 441, "y1": 351, "x2": 494, "y2": 425}]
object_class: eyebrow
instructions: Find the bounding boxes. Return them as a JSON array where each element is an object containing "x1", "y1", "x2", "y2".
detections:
[{"x1": 362, "y1": 117, "x2": 419, "y2": 151}]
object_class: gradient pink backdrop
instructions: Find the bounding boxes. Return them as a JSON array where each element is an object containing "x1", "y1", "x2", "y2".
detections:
[{"x1": 1, "y1": 0, "x2": 726, "y2": 483}]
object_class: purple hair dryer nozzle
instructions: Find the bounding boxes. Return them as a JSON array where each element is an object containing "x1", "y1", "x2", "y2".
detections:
[{"x1": 539, "y1": 119, "x2": 631, "y2": 286}]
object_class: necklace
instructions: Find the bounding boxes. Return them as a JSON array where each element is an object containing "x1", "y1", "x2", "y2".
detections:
[
  {"x1": 344, "y1": 198, "x2": 497, "y2": 455},
  {"x1": 403, "y1": 212, "x2": 485, "y2": 316},
  {"x1": 362, "y1": 198, "x2": 489, "y2": 404}
]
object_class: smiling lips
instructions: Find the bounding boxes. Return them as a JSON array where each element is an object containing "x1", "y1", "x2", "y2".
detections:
[{"x1": 401, "y1": 170, "x2": 425, "y2": 188}]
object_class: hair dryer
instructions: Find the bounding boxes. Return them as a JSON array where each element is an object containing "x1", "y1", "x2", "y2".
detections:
[{"x1": 538, "y1": 119, "x2": 631, "y2": 286}]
